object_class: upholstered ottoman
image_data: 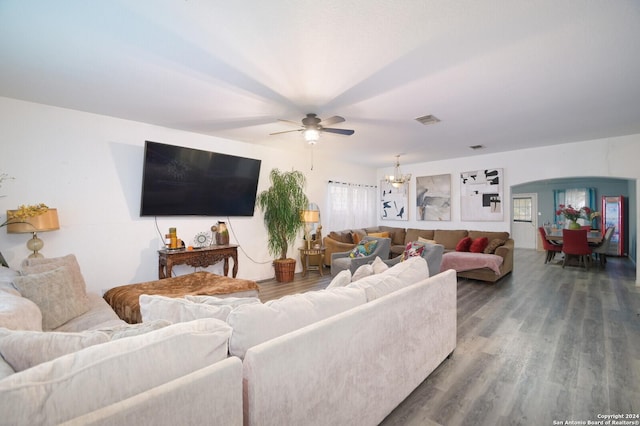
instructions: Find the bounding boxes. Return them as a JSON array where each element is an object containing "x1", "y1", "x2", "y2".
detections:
[{"x1": 103, "y1": 271, "x2": 259, "y2": 323}]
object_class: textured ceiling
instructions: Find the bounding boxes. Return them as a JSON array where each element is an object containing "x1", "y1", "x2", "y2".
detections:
[{"x1": 1, "y1": 0, "x2": 640, "y2": 167}]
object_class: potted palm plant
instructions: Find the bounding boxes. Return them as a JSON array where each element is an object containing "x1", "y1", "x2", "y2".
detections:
[{"x1": 256, "y1": 168, "x2": 309, "y2": 282}]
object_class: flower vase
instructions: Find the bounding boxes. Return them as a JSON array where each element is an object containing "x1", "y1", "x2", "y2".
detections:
[{"x1": 568, "y1": 220, "x2": 581, "y2": 230}]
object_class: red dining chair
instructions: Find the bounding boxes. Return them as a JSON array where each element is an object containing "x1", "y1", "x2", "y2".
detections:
[
  {"x1": 539, "y1": 227, "x2": 563, "y2": 264},
  {"x1": 561, "y1": 229, "x2": 592, "y2": 269}
]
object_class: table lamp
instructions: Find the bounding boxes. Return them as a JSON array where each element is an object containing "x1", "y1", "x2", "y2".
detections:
[
  {"x1": 6, "y1": 208, "x2": 60, "y2": 258},
  {"x1": 301, "y1": 207, "x2": 320, "y2": 249}
]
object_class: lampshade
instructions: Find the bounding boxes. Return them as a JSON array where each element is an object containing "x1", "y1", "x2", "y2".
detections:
[
  {"x1": 6, "y1": 208, "x2": 60, "y2": 259},
  {"x1": 301, "y1": 209, "x2": 320, "y2": 223},
  {"x1": 6, "y1": 209, "x2": 60, "y2": 233}
]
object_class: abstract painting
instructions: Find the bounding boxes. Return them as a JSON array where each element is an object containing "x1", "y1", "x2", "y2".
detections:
[
  {"x1": 460, "y1": 168, "x2": 503, "y2": 221},
  {"x1": 380, "y1": 180, "x2": 408, "y2": 221},
  {"x1": 416, "y1": 174, "x2": 451, "y2": 221}
]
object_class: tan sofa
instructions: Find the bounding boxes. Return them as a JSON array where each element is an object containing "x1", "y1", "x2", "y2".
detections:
[{"x1": 324, "y1": 226, "x2": 514, "y2": 282}]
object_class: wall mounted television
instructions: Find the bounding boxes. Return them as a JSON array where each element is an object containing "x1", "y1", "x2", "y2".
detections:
[{"x1": 140, "y1": 141, "x2": 262, "y2": 217}]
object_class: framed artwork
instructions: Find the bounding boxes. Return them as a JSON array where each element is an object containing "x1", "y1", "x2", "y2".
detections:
[
  {"x1": 460, "y1": 168, "x2": 503, "y2": 221},
  {"x1": 416, "y1": 174, "x2": 451, "y2": 221},
  {"x1": 380, "y1": 180, "x2": 408, "y2": 221}
]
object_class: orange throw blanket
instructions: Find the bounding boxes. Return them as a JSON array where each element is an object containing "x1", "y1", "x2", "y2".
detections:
[{"x1": 103, "y1": 271, "x2": 259, "y2": 324}]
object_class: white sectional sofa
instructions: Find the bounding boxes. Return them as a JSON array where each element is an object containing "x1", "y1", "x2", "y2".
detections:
[
  {"x1": 0, "y1": 256, "x2": 243, "y2": 425},
  {"x1": 0, "y1": 254, "x2": 457, "y2": 425}
]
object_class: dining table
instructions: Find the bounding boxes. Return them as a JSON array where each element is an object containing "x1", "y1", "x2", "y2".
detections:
[{"x1": 544, "y1": 229, "x2": 603, "y2": 245}]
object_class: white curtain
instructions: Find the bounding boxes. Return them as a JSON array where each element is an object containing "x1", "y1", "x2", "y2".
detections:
[{"x1": 325, "y1": 181, "x2": 377, "y2": 231}]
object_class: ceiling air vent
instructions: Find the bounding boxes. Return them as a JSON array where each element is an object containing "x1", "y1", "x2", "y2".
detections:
[
  {"x1": 469, "y1": 145, "x2": 485, "y2": 150},
  {"x1": 415, "y1": 114, "x2": 440, "y2": 125}
]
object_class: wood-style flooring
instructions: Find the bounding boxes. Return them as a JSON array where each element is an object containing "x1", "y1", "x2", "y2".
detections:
[{"x1": 256, "y1": 249, "x2": 640, "y2": 426}]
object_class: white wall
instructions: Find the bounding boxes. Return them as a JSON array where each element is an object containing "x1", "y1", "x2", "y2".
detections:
[
  {"x1": 376, "y1": 136, "x2": 640, "y2": 284},
  {"x1": 0, "y1": 97, "x2": 375, "y2": 294}
]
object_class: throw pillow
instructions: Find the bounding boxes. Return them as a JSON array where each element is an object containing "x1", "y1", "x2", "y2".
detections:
[
  {"x1": 139, "y1": 294, "x2": 233, "y2": 323},
  {"x1": 0, "y1": 266, "x2": 20, "y2": 296},
  {"x1": 402, "y1": 241, "x2": 425, "y2": 261},
  {"x1": 470, "y1": 237, "x2": 489, "y2": 253},
  {"x1": 484, "y1": 238, "x2": 506, "y2": 254},
  {"x1": 455, "y1": 237, "x2": 473, "y2": 252},
  {"x1": 326, "y1": 269, "x2": 352, "y2": 289},
  {"x1": 351, "y1": 264, "x2": 374, "y2": 282},
  {"x1": 371, "y1": 256, "x2": 389, "y2": 274},
  {"x1": 21, "y1": 254, "x2": 90, "y2": 307},
  {"x1": 417, "y1": 237, "x2": 437, "y2": 245},
  {"x1": 349, "y1": 240, "x2": 378, "y2": 258},
  {"x1": 351, "y1": 232, "x2": 362, "y2": 244},
  {"x1": 13, "y1": 266, "x2": 90, "y2": 330},
  {"x1": 0, "y1": 328, "x2": 110, "y2": 371}
]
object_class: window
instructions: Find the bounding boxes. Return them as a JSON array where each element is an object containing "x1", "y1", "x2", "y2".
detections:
[
  {"x1": 325, "y1": 181, "x2": 377, "y2": 232},
  {"x1": 554, "y1": 187, "x2": 596, "y2": 225},
  {"x1": 512, "y1": 197, "x2": 533, "y2": 222}
]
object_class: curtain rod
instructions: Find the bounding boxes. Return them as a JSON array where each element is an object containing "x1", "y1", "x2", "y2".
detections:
[{"x1": 328, "y1": 180, "x2": 377, "y2": 188}]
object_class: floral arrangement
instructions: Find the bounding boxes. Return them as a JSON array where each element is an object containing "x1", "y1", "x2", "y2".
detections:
[
  {"x1": 555, "y1": 204, "x2": 601, "y2": 222},
  {"x1": 1, "y1": 203, "x2": 49, "y2": 228}
]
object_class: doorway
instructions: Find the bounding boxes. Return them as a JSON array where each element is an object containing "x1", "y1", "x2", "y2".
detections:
[{"x1": 511, "y1": 193, "x2": 538, "y2": 250}]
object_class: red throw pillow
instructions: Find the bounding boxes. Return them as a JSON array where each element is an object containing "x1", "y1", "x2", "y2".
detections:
[
  {"x1": 470, "y1": 237, "x2": 489, "y2": 253},
  {"x1": 455, "y1": 237, "x2": 472, "y2": 252}
]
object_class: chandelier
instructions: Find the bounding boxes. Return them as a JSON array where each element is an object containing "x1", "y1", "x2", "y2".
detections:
[{"x1": 385, "y1": 155, "x2": 411, "y2": 188}]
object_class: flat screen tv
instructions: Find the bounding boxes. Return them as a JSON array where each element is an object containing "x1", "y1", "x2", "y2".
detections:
[{"x1": 140, "y1": 141, "x2": 261, "y2": 217}]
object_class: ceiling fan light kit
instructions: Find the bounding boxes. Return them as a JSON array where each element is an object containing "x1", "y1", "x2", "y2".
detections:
[
  {"x1": 385, "y1": 155, "x2": 411, "y2": 188},
  {"x1": 270, "y1": 113, "x2": 354, "y2": 145}
]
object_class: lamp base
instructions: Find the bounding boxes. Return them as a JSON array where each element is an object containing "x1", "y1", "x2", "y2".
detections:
[{"x1": 26, "y1": 233, "x2": 44, "y2": 258}]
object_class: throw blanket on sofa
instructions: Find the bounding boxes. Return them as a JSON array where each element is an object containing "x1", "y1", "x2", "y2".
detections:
[
  {"x1": 103, "y1": 272, "x2": 259, "y2": 324},
  {"x1": 440, "y1": 252, "x2": 504, "y2": 275}
]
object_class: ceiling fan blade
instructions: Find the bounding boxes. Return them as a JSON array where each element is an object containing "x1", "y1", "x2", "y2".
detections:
[
  {"x1": 320, "y1": 115, "x2": 345, "y2": 126},
  {"x1": 277, "y1": 119, "x2": 303, "y2": 127},
  {"x1": 321, "y1": 127, "x2": 355, "y2": 136},
  {"x1": 269, "y1": 129, "x2": 303, "y2": 135}
]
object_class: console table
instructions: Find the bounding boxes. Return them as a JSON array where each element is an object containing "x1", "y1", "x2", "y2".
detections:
[{"x1": 158, "y1": 245, "x2": 238, "y2": 279}]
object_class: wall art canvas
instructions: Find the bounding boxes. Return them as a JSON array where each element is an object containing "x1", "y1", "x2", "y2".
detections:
[
  {"x1": 380, "y1": 180, "x2": 408, "y2": 221},
  {"x1": 416, "y1": 174, "x2": 451, "y2": 221},
  {"x1": 460, "y1": 168, "x2": 503, "y2": 221}
]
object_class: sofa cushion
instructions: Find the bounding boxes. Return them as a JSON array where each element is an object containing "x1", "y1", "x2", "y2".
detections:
[
  {"x1": 351, "y1": 264, "x2": 374, "y2": 282},
  {"x1": 371, "y1": 256, "x2": 389, "y2": 274},
  {"x1": 383, "y1": 256, "x2": 430, "y2": 284},
  {"x1": 0, "y1": 266, "x2": 20, "y2": 296},
  {"x1": 0, "y1": 292, "x2": 43, "y2": 331},
  {"x1": 184, "y1": 295, "x2": 261, "y2": 308},
  {"x1": 347, "y1": 273, "x2": 406, "y2": 301},
  {"x1": 434, "y1": 229, "x2": 469, "y2": 250},
  {"x1": 0, "y1": 328, "x2": 110, "y2": 372},
  {"x1": 455, "y1": 237, "x2": 472, "y2": 252},
  {"x1": 13, "y1": 266, "x2": 90, "y2": 331},
  {"x1": 95, "y1": 319, "x2": 172, "y2": 340},
  {"x1": 21, "y1": 254, "x2": 90, "y2": 308},
  {"x1": 0, "y1": 318, "x2": 232, "y2": 425},
  {"x1": 484, "y1": 238, "x2": 506, "y2": 254},
  {"x1": 139, "y1": 294, "x2": 233, "y2": 323},
  {"x1": 470, "y1": 237, "x2": 489, "y2": 253},
  {"x1": 468, "y1": 230, "x2": 510, "y2": 241},
  {"x1": 227, "y1": 287, "x2": 366, "y2": 359},
  {"x1": 403, "y1": 241, "x2": 426, "y2": 260},
  {"x1": 380, "y1": 226, "x2": 407, "y2": 245},
  {"x1": 0, "y1": 356, "x2": 14, "y2": 380},
  {"x1": 326, "y1": 269, "x2": 352, "y2": 289},
  {"x1": 405, "y1": 228, "x2": 435, "y2": 244},
  {"x1": 418, "y1": 236, "x2": 437, "y2": 245},
  {"x1": 329, "y1": 231, "x2": 353, "y2": 244}
]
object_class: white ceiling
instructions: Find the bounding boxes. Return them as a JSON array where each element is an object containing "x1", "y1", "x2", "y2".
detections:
[{"x1": 1, "y1": 0, "x2": 640, "y2": 167}]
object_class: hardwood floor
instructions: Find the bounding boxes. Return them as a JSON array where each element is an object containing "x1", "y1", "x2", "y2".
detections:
[{"x1": 256, "y1": 250, "x2": 640, "y2": 425}]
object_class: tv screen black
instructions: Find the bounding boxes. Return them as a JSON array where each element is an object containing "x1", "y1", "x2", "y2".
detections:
[{"x1": 140, "y1": 141, "x2": 261, "y2": 217}]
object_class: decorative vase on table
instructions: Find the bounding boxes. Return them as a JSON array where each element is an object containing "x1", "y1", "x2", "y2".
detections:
[{"x1": 568, "y1": 220, "x2": 581, "y2": 230}]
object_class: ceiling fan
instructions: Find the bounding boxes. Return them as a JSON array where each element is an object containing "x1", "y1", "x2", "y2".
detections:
[{"x1": 269, "y1": 113, "x2": 355, "y2": 144}]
